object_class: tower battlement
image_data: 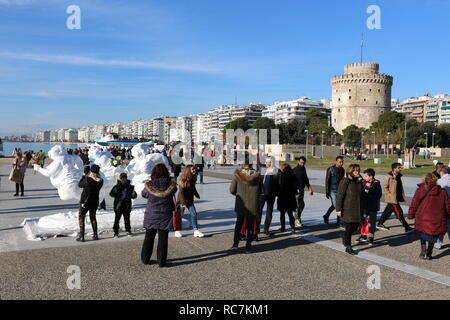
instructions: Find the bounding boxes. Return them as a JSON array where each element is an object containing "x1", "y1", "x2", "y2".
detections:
[
  {"x1": 331, "y1": 73, "x2": 393, "y2": 85},
  {"x1": 344, "y1": 62, "x2": 379, "y2": 75}
]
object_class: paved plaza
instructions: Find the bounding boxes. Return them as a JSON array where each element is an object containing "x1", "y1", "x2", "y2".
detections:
[{"x1": 1, "y1": 164, "x2": 450, "y2": 300}]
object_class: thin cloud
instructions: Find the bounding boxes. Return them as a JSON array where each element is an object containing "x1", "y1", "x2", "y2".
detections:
[
  {"x1": 0, "y1": 0, "x2": 34, "y2": 5},
  {"x1": 33, "y1": 91, "x2": 55, "y2": 97},
  {"x1": 0, "y1": 51, "x2": 221, "y2": 73}
]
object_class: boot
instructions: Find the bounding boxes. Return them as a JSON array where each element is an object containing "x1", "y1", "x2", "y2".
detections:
[
  {"x1": 76, "y1": 232, "x2": 85, "y2": 242},
  {"x1": 426, "y1": 243, "x2": 434, "y2": 260},
  {"x1": 98, "y1": 199, "x2": 106, "y2": 211},
  {"x1": 345, "y1": 246, "x2": 356, "y2": 255},
  {"x1": 92, "y1": 220, "x2": 99, "y2": 240},
  {"x1": 419, "y1": 242, "x2": 427, "y2": 259},
  {"x1": 76, "y1": 217, "x2": 85, "y2": 242}
]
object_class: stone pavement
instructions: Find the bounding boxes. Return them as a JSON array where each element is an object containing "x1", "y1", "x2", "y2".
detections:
[{"x1": 1, "y1": 164, "x2": 450, "y2": 300}]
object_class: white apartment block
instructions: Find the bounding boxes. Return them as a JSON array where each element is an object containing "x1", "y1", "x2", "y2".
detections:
[
  {"x1": 231, "y1": 104, "x2": 266, "y2": 125},
  {"x1": 191, "y1": 114, "x2": 208, "y2": 144},
  {"x1": 64, "y1": 129, "x2": 78, "y2": 142},
  {"x1": 264, "y1": 97, "x2": 330, "y2": 125},
  {"x1": 395, "y1": 94, "x2": 450, "y2": 124},
  {"x1": 152, "y1": 118, "x2": 165, "y2": 142},
  {"x1": 36, "y1": 131, "x2": 51, "y2": 142}
]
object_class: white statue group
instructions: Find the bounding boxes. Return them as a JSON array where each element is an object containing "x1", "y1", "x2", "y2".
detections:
[{"x1": 34, "y1": 143, "x2": 171, "y2": 203}]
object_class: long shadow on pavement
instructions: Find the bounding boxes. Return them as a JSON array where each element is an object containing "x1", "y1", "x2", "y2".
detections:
[
  {"x1": 0, "y1": 203, "x2": 80, "y2": 214},
  {"x1": 167, "y1": 233, "x2": 309, "y2": 267}
]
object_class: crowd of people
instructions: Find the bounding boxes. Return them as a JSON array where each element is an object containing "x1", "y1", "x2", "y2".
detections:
[
  {"x1": 229, "y1": 156, "x2": 450, "y2": 261},
  {"x1": 7, "y1": 144, "x2": 450, "y2": 266}
]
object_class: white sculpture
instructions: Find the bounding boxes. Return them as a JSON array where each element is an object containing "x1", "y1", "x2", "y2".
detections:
[
  {"x1": 88, "y1": 146, "x2": 123, "y2": 201},
  {"x1": 126, "y1": 144, "x2": 171, "y2": 196},
  {"x1": 34, "y1": 145, "x2": 83, "y2": 201}
]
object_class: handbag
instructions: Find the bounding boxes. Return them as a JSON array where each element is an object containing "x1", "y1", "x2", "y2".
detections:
[
  {"x1": 172, "y1": 196, "x2": 182, "y2": 231},
  {"x1": 9, "y1": 161, "x2": 24, "y2": 184}
]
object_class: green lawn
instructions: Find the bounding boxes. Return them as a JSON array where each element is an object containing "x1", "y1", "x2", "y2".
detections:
[{"x1": 281, "y1": 156, "x2": 450, "y2": 177}]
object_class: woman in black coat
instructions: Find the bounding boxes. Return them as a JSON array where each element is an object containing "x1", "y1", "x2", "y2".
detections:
[
  {"x1": 336, "y1": 164, "x2": 365, "y2": 255},
  {"x1": 77, "y1": 164, "x2": 103, "y2": 242},
  {"x1": 277, "y1": 164, "x2": 298, "y2": 234},
  {"x1": 141, "y1": 163, "x2": 177, "y2": 267}
]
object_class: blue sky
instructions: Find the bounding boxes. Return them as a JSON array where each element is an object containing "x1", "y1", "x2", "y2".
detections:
[{"x1": 0, "y1": 0, "x2": 449, "y2": 136}]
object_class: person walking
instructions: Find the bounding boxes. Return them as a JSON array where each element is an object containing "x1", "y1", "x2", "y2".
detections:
[
  {"x1": 141, "y1": 164, "x2": 177, "y2": 267},
  {"x1": 323, "y1": 156, "x2": 345, "y2": 227},
  {"x1": 433, "y1": 166, "x2": 450, "y2": 249},
  {"x1": 357, "y1": 168, "x2": 382, "y2": 245},
  {"x1": 11, "y1": 152, "x2": 27, "y2": 197},
  {"x1": 229, "y1": 160, "x2": 261, "y2": 254},
  {"x1": 109, "y1": 173, "x2": 137, "y2": 238},
  {"x1": 196, "y1": 152, "x2": 205, "y2": 184},
  {"x1": 260, "y1": 157, "x2": 280, "y2": 236},
  {"x1": 293, "y1": 156, "x2": 313, "y2": 227},
  {"x1": 376, "y1": 163, "x2": 414, "y2": 233},
  {"x1": 336, "y1": 164, "x2": 365, "y2": 255},
  {"x1": 77, "y1": 165, "x2": 103, "y2": 242},
  {"x1": 433, "y1": 162, "x2": 444, "y2": 179},
  {"x1": 277, "y1": 164, "x2": 298, "y2": 234},
  {"x1": 408, "y1": 173, "x2": 450, "y2": 260},
  {"x1": 177, "y1": 165, "x2": 204, "y2": 238}
]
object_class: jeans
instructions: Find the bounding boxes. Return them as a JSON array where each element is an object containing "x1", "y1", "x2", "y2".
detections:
[
  {"x1": 366, "y1": 211, "x2": 378, "y2": 239},
  {"x1": 324, "y1": 191, "x2": 340, "y2": 224},
  {"x1": 141, "y1": 228, "x2": 169, "y2": 266},
  {"x1": 260, "y1": 195, "x2": 276, "y2": 231},
  {"x1": 198, "y1": 171, "x2": 204, "y2": 183},
  {"x1": 186, "y1": 205, "x2": 199, "y2": 230},
  {"x1": 296, "y1": 190, "x2": 305, "y2": 219}
]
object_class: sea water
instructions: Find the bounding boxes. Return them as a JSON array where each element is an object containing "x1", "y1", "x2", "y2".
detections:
[{"x1": 2, "y1": 142, "x2": 86, "y2": 155}]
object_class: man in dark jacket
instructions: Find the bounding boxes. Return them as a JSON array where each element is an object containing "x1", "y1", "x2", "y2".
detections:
[
  {"x1": 230, "y1": 162, "x2": 262, "y2": 253},
  {"x1": 110, "y1": 173, "x2": 138, "y2": 238},
  {"x1": 324, "y1": 156, "x2": 345, "y2": 226},
  {"x1": 293, "y1": 157, "x2": 313, "y2": 227},
  {"x1": 77, "y1": 164, "x2": 103, "y2": 242},
  {"x1": 260, "y1": 157, "x2": 280, "y2": 236}
]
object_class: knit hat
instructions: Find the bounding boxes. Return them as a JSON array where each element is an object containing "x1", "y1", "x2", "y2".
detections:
[{"x1": 90, "y1": 164, "x2": 100, "y2": 174}]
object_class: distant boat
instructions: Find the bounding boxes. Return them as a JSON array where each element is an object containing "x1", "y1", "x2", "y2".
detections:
[{"x1": 95, "y1": 133, "x2": 154, "y2": 147}]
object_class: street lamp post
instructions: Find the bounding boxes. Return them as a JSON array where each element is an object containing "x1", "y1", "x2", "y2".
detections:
[
  {"x1": 305, "y1": 129, "x2": 308, "y2": 159},
  {"x1": 372, "y1": 131, "x2": 376, "y2": 157},
  {"x1": 321, "y1": 131, "x2": 325, "y2": 159},
  {"x1": 386, "y1": 132, "x2": 391, "y2": 158},
  {"x1": 424, "y1": 132, "x2": 428, "y2": 158},
  {"x1": 432, "y1": 132, "x2": 436, "y2": 158}
]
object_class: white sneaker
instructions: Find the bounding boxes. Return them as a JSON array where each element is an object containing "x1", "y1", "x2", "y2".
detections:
[
  {"x1": 193, "y1": 230, "x2": 204, "y2": 238},
  {"x1": 435, "y1": 240, "x2": 443, "y2": 250},
  {"x1": 174, "y1": 231, "x2": 183, "y2": 238}
]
